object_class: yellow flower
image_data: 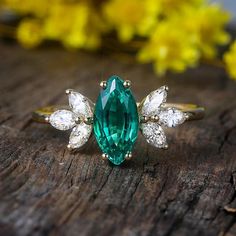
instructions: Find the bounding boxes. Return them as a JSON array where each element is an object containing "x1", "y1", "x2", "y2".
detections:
[
  {"x1": 138, "y1": 21, "x2": 199, "y2": 75},
  {"x1": 2, "y1": 0, "x2": 49, "y2": 17},
  {"x1": 179, "y1": 4, "x2": 231, "y2": 58},
  {"x1": 159, "y1": 0, "x2": 203, "y2": 15},
  {"x1": 17, "y1": 19, "x2": 43, "y2": 48},
  {"x1": 224, "y1": 41, "x2": 236, "y2": 80},
  {"x1": 0, "y1": 0, "x2": 106, "y2": 50},
  {"x1": 44, "y1": 3, "x2": 105, "y2": 50},
  {"x1": 102, "y1": 0, "x2": 159, "y2": 42},
  {"x1": 7, "y1": 1, "x2": 106, "y2": 50}
]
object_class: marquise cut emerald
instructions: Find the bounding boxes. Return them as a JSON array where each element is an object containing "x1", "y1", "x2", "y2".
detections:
[{"x1": 93, "y1": 75, "x2": 139, "y2": 165}]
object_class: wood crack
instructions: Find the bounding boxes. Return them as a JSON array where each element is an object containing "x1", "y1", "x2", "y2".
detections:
[
  {"x1": 218, "y1": 126, "x2": 236, "y2": 154},
  {"x1": 217, "y1": 106, "x2": 236, "y2": 154},
  {"x1": 124, "y1": 145, "x2": 149, "y2": 209},
  {"x1": 91, "y1": 166, "x2": 113, "y2": 200}
]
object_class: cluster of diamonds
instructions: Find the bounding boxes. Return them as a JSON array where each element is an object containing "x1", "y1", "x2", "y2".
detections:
[
  {"x1": 139, "y1": 86, "x2": 187, "y2": 149},
  {"x1": 48, "y1": 90, "x2": 94, "y2": 149}
]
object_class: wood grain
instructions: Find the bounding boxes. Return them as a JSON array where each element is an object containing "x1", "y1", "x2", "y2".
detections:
[{"x1": 0, "y1": 42, "x2": 236, "y2": 236}]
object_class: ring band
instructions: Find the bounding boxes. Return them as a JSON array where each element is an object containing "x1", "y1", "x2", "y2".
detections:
[{"x1": 32, "y1": 75, "x2": 205, "y2": 165}]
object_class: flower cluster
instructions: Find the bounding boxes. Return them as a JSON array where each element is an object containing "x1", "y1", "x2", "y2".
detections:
[
  {"x1": 137, "y1": 3, "x2": 231, "y2": 74},
  {"x1": 224, "y1": 41, "x2": 236, "y2": 80},
  {"x1": 3, "y1": 0, "x2": 107, "y2": 49},
  {"x1": 0, "y1": 0, "x2": 233, "y2": 78}
]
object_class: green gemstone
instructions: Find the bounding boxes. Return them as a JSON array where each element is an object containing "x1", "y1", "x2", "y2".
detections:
[{"x1": 93, "y1": 75, "x2": 139, "y2": 165}]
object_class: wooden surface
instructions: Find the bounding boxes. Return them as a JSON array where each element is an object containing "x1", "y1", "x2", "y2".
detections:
[{"x1": 0, "y1": 41, "x2": 236, "y2": 236}]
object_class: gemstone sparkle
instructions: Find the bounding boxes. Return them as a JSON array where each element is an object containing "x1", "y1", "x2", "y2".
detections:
[
  {"x1": 49, "y1": 110, "x2": 76, "y2": 131},
  {"x1": 141, "y1": 122, "x2": 167, "y2": 148},
  {"x1": 49, "y1": 91, "x2": 93, "y2": 149},
  {"x1": 93, "y1": 75, "x2": 139, "y2": 165},
  {"x1": 159, "y1": 108, "x2": 186, "y2": 127},
  {"x1": 139, "y1": 86, "x2": 187, "y2": 149}
]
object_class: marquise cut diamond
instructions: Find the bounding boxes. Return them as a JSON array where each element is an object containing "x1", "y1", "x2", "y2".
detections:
[
  {"x1": 49, "y1": 110, "x2": 76, "y2": 131},
  {"x1": 141, "y1": 86, "x2": 167, "y2": 116},
  {"x1": 141, "y1": 122, "x2": 167, "y2": 148},
  {"x1": 68, "y1": 91, "x2": 93, "y2": 118},
  {"x1": 139, "y1": 85, "x2": 188, "y2": 149},
  {"x1": 48, "y1": 90, "x2": 94, "y2": 149},
  {"x1": 159, "y1": 108, "x2": 186, "y2": 127},
  {"x1": 69, "y1": 123, "x2": 92, "y2": 148}
]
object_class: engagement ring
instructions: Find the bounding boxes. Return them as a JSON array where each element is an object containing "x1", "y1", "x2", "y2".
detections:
[{"x1": 33, "y1": 75, "x2": 205, "y2": 165}]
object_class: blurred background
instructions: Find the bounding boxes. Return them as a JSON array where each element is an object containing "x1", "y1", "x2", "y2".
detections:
[
  {"x1": 216, "y1": 0, "x2": 236, "y2": 20},
  {"x1": 0, "y1": 0, "x2": 235, "y2": 80}
]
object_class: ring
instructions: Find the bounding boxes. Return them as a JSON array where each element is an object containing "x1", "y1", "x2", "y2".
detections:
[{"x1": 32, "y1": 75, "x2": 205, "y2": 165}]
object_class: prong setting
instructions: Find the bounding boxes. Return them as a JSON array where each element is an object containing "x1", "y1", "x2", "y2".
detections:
[
  {"x1": 163, "y1": 144, "x2": 169, "y2": 150},
  {"x1": 125, "y1": 152, "x2": 132, "y2": 160},
  {"x1": 84, "y1": 117, "x2": 93, "y2": 125},
  {"x1": 150, "y1": 115, "x2": 159, "y2": 122},
  {"x1": 100, "y1": 81, "x2": 107, "y2": 89},
  {"x1": 75, "y1": 117, "x2": 81, "y2": 124},
  {"x1": 184, "y1": 113, "x2": 190, "y2": 120},
  {"x1": 67, "y1": 144, "x2": 73, "y2": 150},
  {"x1": 140, "y1": 116, "x2": 148, "y2": 123},
  {"x1": 45, "y1": 116, "x2": 50, "y2": 122},
  {"x1": 163, "y1": 85, "x2": 169, "y2": 91},
  {"x1": 123, "y1": 80, "x2": 131, "y2": 88},
  {"x1": 102, "y1": 153, "x2": 108, "y2": 160},
  {"x1": 65, "y1": 89, "x2": 73, "y2": 95}
]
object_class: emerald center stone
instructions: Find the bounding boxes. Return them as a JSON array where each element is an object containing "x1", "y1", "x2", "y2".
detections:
[{"x1": 93, "y1": 75, "x2": 139, "y2": 165}]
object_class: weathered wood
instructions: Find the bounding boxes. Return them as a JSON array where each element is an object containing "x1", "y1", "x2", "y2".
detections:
[{"x1": 0, "y1": 41, "x2": 236, "y2": 236}]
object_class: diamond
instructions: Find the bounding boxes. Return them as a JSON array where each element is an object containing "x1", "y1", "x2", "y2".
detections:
[
  {"x1": 49, "y1": 110, "x2": 76, "y2": 131},
  {"x1": 141, "y1": 122, "x2": 167, "y2": 148},
  {"x1": 141, "y1": 86, "x2": 168, "y2": 116},
  {"x1": 159, "y1": 108, "x2": 186, "y2": 127},
  {"x1": 68, "y1": 91, "x2": 93, "y2": 118},
  {"x1": 69, "y1": 123, "x2": 92, "y2": 149}
]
